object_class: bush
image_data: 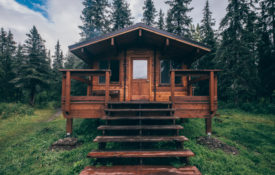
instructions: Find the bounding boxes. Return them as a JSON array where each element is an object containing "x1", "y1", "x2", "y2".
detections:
[{"x1": 0, "y1": 103, "x2": 34, "y2": 119}]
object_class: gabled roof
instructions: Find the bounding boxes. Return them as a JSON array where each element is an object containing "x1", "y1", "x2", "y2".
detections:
[{"x1": 69, "y1": 23, "x2": 210, "y2": 52}]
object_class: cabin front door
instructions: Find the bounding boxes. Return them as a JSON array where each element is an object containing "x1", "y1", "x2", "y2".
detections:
[{"x1": 131, "y1": 57, "x2": 150, "y2": 101}]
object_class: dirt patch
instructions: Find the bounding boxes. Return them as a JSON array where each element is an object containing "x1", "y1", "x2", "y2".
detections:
[
  {"x1": 47, "y1": 109, "x2": 62, "y2": 122},
  {"x1": 50, "y1": 137, "x2": 82, "y2": 150},
  {"x1": 197, "y1": 136, "x2": 239, "y2": 155}
]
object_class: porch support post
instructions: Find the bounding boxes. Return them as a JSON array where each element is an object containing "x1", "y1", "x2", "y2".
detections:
[
  {"x1": 66, "y1": 118, "x2": 73, "y2": 136},
  {"x1": 65, "y1": 71, "x2": 71, "y2": 115},
  {"x1": 153, "y1": 48, "x2": 157, "y2": 101},
  {"x1": 105, "y1": 71, "x2": 110, "y2": 106},
  {"x1": 170, "y1": 70, "x2": 175, "y2": 107},
  {"x1": 206, "y1": 71, "x2": 214, "y2": 135},
  {"x1": 61, "y1": 74, "x2": 66, "y2": 104}
]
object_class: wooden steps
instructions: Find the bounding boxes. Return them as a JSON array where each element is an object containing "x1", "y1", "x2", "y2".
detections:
[
  {"x1": 87, "y1": 150, "x2": 194, "y2": 158},
  {"x1": 94, "y1": 136, "x2": 188, "y2": 142},
  {"x1": 80, "y1": 101, "x2": 201, "y2": 174},
  {"x1": 105, "y1": 108, "x2": 175, "y2": 112},
  {"x1": 102, "y1": 116, "x2": 179, "y2": 120},
  {"x1": 80, "y1": 165, "x2": 201, "y2": 175},
  {"x1": 97, "y1": 125, "x2": 183, "y2": 130}
]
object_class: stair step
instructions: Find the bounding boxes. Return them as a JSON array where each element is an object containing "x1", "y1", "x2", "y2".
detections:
[
  {"x1": 87, "y1": 150, "x2": 194, "y2": 158},
  {"x1": 108, "y1": 101, "x2": 172, "y2": 105},
  {"x1": 102, "y1": 116, "x2": 180, "y2": 120},
  {"x1": 94, "y1": 136, "x2": 188, "y2": 142},
  {"x1": 105, "y1": 108, "x2": 175, "y2": 112},
  {"x1": 97, "y1": 125, "x2": 183, "y2": 130},
  {"x1": 80, "y1": 165, "x2": 201, "y2": 175}
]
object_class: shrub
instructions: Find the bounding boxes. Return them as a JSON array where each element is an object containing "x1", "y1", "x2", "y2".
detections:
[{"x1": 0, "y1": 103, "x2": 34, "y2": 119}]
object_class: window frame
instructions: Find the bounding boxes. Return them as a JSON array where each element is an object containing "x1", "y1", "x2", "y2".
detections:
[
  {"x1": 159, "y1": 59, "x2": 183, "y2": 86},
  {"x1": 98, "y1": 59, "x2": 120, "y2": 85}
]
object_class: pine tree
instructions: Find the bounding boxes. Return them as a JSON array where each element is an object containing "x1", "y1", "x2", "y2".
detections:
[
  {"x1": 215, "y1": 0, "x2": 258, "y2": 103},
  {"x1": 79, "y1": 0, "x2": 110, "y2": 39},
  {"x1": 52, "y1": 40, "x2": 63, "y2": 71},
  {"x1": 111, "y1": 0, "x2": 133, "y2": 31},
  {"x1": 157, "y1": 9, "x2": 165, "y2": 30},
  {"x1": 13, "y1": 44, "x2": 24, "y2": 101},
  {"x1": 190, "y1": 24, "x2": 202, "y2": 42},
  {"x1": 0, "y1": 29, "x2": 16, "y2": 101},
  {"x1": 142, "y1": 0, "x2": 157, "y2": 26},
  {"x1": 257, "y1": 0, "x2": 275, "y2": 98},
  {"x1": 165, "y1": 0, "x2": 193, "y2": 37},
  {"x1": 166, "y1": 10, "x2": 174, "y2": 33},
  {"x1": 13, "y1": 26, "x2": 50, "y2": 106}
]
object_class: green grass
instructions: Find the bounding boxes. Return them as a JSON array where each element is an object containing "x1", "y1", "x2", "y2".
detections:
[{"x1": 0, "y1": 106, "x2": 274, "y2": 174}]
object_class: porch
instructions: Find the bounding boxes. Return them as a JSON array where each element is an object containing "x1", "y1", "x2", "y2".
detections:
[{"x1": 60, "y1": 69, "x2": 219, "y2": 135}]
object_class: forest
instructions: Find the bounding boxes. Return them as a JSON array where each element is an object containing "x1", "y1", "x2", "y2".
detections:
[{"x1": 0, "y1": 0, "x2": 274, "y2": 112}]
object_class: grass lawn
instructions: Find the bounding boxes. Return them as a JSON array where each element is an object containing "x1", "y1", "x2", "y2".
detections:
[{"x1": 0, "y1": 106, "x2": 274, "y2": 175}]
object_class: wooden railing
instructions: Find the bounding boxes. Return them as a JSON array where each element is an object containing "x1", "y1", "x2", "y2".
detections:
[
  {"x1": 170, "y1": 69, "x2": 220, "y2": 112},
  {"x1": 60, "y1": 69, "x2": 111, "y2": 116}
]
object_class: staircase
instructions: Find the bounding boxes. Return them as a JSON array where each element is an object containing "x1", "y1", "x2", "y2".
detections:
[{"x1": 80, "y1": 101, "x2": 201, "y2": 175}]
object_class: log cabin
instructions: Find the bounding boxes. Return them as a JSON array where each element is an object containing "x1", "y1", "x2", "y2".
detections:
[{"x1": 61, "y1": 23, "x2": 220, "y2": 174}]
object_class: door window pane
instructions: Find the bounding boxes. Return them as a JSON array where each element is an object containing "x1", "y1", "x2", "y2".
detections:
[{"x1": 133, "y1": 60, "x2": 147, "y2": 79}]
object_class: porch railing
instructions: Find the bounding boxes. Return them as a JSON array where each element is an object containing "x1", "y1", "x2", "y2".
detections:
[
  {"x1": 60, "y1": 69, "x2": 111, "y2": 116},
  {"x1": 170, "y1": 69, "x2": 220, "y2": 113}
]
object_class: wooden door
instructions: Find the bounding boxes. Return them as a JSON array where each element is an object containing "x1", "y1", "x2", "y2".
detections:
[{"x1": 131, "y1": 58, "x2": 150, "y2": 101}]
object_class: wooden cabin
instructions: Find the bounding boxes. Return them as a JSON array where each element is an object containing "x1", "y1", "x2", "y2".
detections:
[
  {"x1": 61, "y1": 23, "x2": 220, "y2": 175},
  {"x1": 61, "y1": 23, "x2": 219, "y2": 135}
]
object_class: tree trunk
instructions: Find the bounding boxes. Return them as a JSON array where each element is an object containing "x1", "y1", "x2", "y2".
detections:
[{"x1": 29, "y1": 88, "x2": 36, "y2": 106}]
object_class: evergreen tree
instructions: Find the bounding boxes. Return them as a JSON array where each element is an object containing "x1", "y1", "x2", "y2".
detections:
[
  {"x1": 190, "y1": 24, "x2": 202, "y2": 42},
  {"x1": 166, "y1": 10, "x2": 174, "y2": 33},
  {"x1": 13, "y1": 26, "x2": 50, "y2": 106},
  {"x1": 257, "y1": 0, "x2": 275, "y2": 98},
  {"x1": 52, "y1": 40, "x2": 63, "y2": 72},
  {"x1": 157, "y1": 9, "x2": 165, "y2": 30},
  {"x1": 142, "y1": 0, "x2": 157, "y2": 26},
  {"x1": 79, "y1": 0, "x2": 110, "y2": 39},
  {"x1": 194, "y1": 0, "x2": 216, "y2": 69},
  {"x1": 13, "y1": 44, "x2": 24, "y2": 101},
  {"x1": 111, "y1": 0, "x2": 133, "y2": 31},
  {"x1": 215, "y1": 0, "x2": 258, "y2": 103},
  {"x1": 165, "y1": 0, "x2": 193, "y2": 37},
  {"x1": 0, "y1": 28, "x2": 16, "y2": 101}
]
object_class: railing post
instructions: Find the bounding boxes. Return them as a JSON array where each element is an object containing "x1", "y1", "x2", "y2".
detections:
[
  {"x1": 87, "y1": 76, "x2": 92, "y2": 96},
  {"x1": 214, "y1": 74, "x2": 218, "y2": 97},
  {"x1": 62, "y1": 73, "x2": 66, "y2": 107},
  {"x1": 105, "y1": 71, "x2": 110, "y2": 106},
  {"x1": 188, "y1": 76, "x2": 193, "y2": 96},
  {"x1": 65, "y1": 71, "x2": 71, "y2": 115},
  {"x1": 209, "y1": 71, "x2": 214, "y2": 112},
  {"x1": 171, "y1": 70, "x2": 175, "y2": 107}
]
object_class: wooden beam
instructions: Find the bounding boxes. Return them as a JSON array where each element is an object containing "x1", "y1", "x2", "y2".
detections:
[
  {"x1": 105, "y1": 71, "x2": 110, "y2": 106},
  {"x1": 111, "y1": 37, "x2": 114, "y2": 46},
  {"x1": 71, "y1": 76, "x2": 91, "y2": 85},
  {"x1": 139, "y1": 29, "x2": 142, "y2": 37},
  {"x1": 209, "y1": 71, "x2": 214, "y2": 112},
  {"x1": 66, "y1": 118, "x2": 73, "y2": 135},
  {"x1": 87, "y1": 76, "x2": 92, "y2": 96},
  {"x1": 188, "y1": 75, "x2": 209, "y2": 84},
  {"x1": 166, "y1": 38, "x2": 169, "y2": 46},
  {"x1": 188, "y1": 76, "x2": 192, "y2": 96},
  {"x1": 214, "y1": 74, "x2": 218, "y2": 97},
  {"x1": 170, "y1": 70, "x2": 175, "y2": 107},
  {"x1": 65, "y1": 71, "x2": 71, "y2": 115}
]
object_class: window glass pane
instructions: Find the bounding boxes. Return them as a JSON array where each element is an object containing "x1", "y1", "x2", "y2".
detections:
[
  {"x1": 110, "y1": 60, "x2": 119, "y2": 82},
  {"x1": 160, "y1": 60, "x2": 170, "y2": 84},
  {"x1": 133, "y1": 60, "x2": 147, "y2": 79},
  {"x1": 99, "y1": 60, "x2": 108, "y2": 84}
]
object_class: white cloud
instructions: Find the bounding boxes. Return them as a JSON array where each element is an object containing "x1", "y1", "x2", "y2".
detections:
[{"x1": 0, "y1": 0, "x2": 227, "y2": 56}]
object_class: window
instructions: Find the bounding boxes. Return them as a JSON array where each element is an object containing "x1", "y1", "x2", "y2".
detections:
[
  {"x1": 99, "y1": 60, "x2": 120, "y2": 84},
  {"x1": 160, "y1": 59, "x2": 182, "y2": 84},
  {"x1": 133, "y1": 60, "x2": 148, "y2": 79}
]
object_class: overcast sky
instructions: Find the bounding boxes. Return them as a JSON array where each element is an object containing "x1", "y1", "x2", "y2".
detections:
[{"x1": 0, "y1": 0, "x2": 228, "y2": 55}]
